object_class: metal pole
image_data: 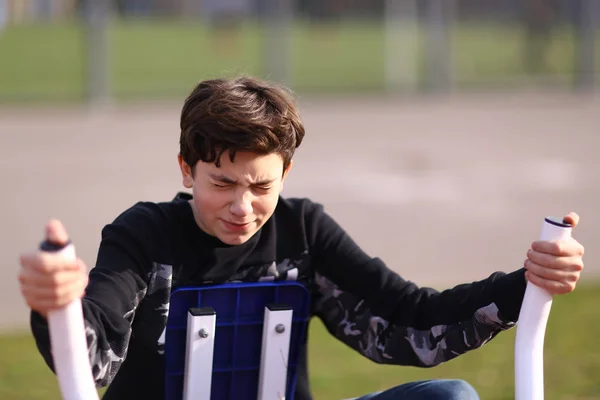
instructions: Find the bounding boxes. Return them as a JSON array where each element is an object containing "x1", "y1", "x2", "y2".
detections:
[
  {"x1": 0, "y1": 0, "x2": 7, "y2": 32},
  {"x1": 263, "y1": 0, "x2": 293, "y2": 87},
  {"x1": 575, "y1": 0, "x2": 597, "y2": 92},
  {"x1": 83, "y1": 0, "x2": 111, "y2": 106},
  {"x1": 424, "y1": 0, "x2": 454, "y2": 92},
  {"x1": 384, "y1": 0, "x2": 419, "y2": 93}
]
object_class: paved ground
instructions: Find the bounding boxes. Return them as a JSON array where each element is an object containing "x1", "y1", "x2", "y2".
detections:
[{"x1": 1, "y1": 92, "x2": 599, "y2": 332}]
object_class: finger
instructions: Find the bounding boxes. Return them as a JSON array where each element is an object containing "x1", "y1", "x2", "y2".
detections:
[
  {"x1": 20, "y1": 252, "x2": 80, "y2": 274},
  {"x1": 526, "y1": 249, "x2": 584, "y2": 272},
  {"x1": 531, "y1": 238, "x2": 584, "y2": 257},
  {"x1": 27, "y1": 298, "x2": 79, "y2": 315},
  {"x1": 21, "y1": 274, "x2": 87, "y2": 305},
  {"x1": 19, "y1": 257, "x2": 87, "y2": 286},
  {"x1": 46, "y1": 219, "x2": 70, "y2": 246},
  {"x1": 20, "y1": 268, "x2": 85, "y2": 292},
  {"x1": 525, "y1": 270, "x2": 576, "y2": 295},
  {"x1": 562, "y1": 212, "x2": 579, "y2": 229},
  {"x1": 18, "y1": 266, "x2": 50, "y2": 287},
  {"x1": 524, "y1": 258, "x2": 579, "y2": 282}
]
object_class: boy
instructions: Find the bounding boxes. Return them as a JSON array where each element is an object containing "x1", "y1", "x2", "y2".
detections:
[{"x1": 19, "y1": 76, "x2": 585, "y2": 399}]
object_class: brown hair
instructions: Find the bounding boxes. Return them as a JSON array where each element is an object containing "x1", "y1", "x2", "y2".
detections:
[{"x1": 179, "y1": 77, "x2": 305, "y2": 174}]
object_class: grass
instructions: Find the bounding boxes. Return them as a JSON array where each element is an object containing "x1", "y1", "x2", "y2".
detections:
[
  {"x1": 0, "y1": 18, "x2": 598, "y2": 103},
  {"x1": 1, "y1": 282, "x2": 599, "y2": 399}
]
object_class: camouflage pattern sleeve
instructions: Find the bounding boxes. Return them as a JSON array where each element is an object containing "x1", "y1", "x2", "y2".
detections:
[
  {"x1": 313, "y1": 272, "x2": 517, "y2": 367},
  {"x1": 305, "y1": 201, "x2": 527, "y2": 367}
]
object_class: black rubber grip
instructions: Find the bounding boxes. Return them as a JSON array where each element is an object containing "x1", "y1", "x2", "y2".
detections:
[
  {"x1": 544, "y1": 217, "x2": 572, "y2": 228},
  {"x1": 39, "y1": 240, "x2": 72, "y2": 252}
]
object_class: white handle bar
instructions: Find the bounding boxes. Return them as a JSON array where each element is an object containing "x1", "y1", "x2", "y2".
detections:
[
  {"x1": 42, "y1": 242, "x2": 99, "y2": 400},
  {"x1": 514, "y1": 217, "x2": 572, "y2": 400}
]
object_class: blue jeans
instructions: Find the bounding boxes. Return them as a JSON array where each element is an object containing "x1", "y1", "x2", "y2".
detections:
[{"x1": 352, "y1": 379, "x2": 479, "y2": 400}]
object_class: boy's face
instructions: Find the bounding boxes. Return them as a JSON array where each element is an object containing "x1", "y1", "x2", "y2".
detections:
[{"x1": 178, "y1": 151, "x2": 292, "y2": 245}]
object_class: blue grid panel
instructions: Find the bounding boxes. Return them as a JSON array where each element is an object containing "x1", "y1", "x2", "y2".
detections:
[{"x1": 165, "y1": 281, "x2": 311, "y2": 400}]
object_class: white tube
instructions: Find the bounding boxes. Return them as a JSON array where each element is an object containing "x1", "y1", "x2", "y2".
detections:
[
  {"x1": 44, "y1": 243, "x2": 99, "y2": 400},
  {"x1": 515, "y1": 217, "x2": 572, "y2": 400}
]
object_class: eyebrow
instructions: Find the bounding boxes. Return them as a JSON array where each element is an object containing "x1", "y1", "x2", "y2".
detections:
[
  {"x1": 210, "y1": 174, "x2": 237, "y2": 184},
  {"x1": 209, "y1": 174, "x2": 275, "y2": 186}
]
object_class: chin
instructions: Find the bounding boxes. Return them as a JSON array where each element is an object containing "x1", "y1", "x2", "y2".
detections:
[{"x1": 219, "y1": 232, "x2": 254, "y2": 246}]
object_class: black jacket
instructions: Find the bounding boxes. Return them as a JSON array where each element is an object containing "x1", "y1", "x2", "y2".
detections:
[{"x1": 31, "y1": 193, "x2": 526, "y2": 399}]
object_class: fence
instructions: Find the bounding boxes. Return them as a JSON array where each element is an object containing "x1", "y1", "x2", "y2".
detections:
[{"x1": 0, "y1": 0, "x2": 598, "y2": 104}]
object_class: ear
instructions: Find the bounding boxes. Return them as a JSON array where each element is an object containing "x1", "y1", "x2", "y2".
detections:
[
  {"x1": 178, "y1": 154, "x2": 194, "y2": 188},
  {"x1": 279, "y1": 160, "x2": 293, "y2": 192}
]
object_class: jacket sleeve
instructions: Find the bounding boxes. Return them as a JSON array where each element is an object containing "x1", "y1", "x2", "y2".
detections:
[
  {"x1": 306, "y1": 202, "x2": 526, "y2": 367},
  {"x1": 30, "y1": 203, "x2": 163, "y2": 387}
]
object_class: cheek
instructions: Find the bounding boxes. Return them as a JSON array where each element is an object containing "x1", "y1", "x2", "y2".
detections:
[
  {"x1": 255, "y1": 194, "x2": 280, "y2": 217},
  {"x1": 193, "y1": 188, "x2": 229, "y2": 214}
]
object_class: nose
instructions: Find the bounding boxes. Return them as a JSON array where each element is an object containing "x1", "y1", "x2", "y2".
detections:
[{"x1": 229, "y1": 190, "x2": 253, "y2": 218}]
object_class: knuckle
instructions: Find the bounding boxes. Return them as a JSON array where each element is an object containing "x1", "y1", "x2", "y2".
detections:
[
  {"x1": 38, "y1": 261, "x2": 54, "y2": 274},
  {"x1": 50, "y1": 273, "x2": 62, "y2": 286},
  {"x1": 567, "y1": 256, "x2": 584, "y2": 271},
  {"x1": 550, "y1": 255, "x2": 564, "y2": 270},
  {"x1": 565, "y1": 282, "x2": 575, "y2": 293},
  {"x1": 528, "y1": 272, "x2": 540, "y2": 283},
  {"x1": 49, "y1": 289, "x2": 62, "y2": 302},
  {"x1": 524, "y1": 259, "x2": 536, "y2": 272},
  {"x1": 559, "y1": 282, "x2": 574, "y2": 294},
  {"x1": 553, "y1": 241, "x2": 565, "y2": 255},
  {"x1": 528, "y1": 260, "x2": 541, "y2": 272},
  {"x1": 538, "y1": 253, "x2": 553, "y2": 267},
  {"x1": 19, "y1": 252, "x2": 36, "y2": 266}
]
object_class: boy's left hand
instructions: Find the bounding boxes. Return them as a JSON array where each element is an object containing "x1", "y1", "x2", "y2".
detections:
[{"x1": 524, "y1": 212, "x2": 584, "y2": 295}]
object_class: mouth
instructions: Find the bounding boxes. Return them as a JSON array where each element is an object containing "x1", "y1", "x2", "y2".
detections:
[{"x1": 221, "y1": 219, "x2": 254, "y2": 232}]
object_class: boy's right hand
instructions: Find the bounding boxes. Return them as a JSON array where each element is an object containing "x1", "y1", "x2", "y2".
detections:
[{"x1": 18, "y1": 220, "x2": 89, "y2": 318}]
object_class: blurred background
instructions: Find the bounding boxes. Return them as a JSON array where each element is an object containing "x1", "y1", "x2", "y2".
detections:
[
  {"x1": 0, "y1": 0, "x2": 598, "y2": 101},
  {"x1": 1, "y1": 0, "x2": 599, "y2": 399}
]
